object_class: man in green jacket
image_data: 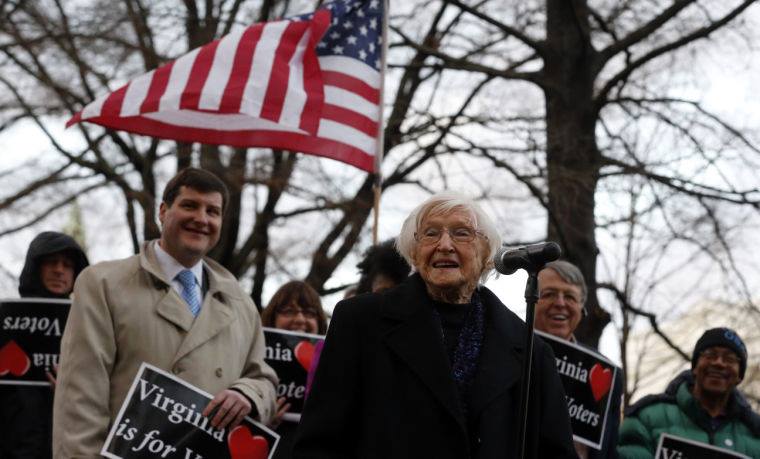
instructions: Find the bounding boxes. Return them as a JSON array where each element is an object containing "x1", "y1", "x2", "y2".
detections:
[{"x1": 618, "y1": 328, "x2": 760, "y2": 458}]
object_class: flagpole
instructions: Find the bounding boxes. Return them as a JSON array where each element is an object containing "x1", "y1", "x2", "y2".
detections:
[{"x1": 371, "y1": 0, "x2": 390, "y2": 246}]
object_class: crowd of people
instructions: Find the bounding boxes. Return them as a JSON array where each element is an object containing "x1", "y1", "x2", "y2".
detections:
[{"x1": 1, "y1": 167, "x2": 758, "y2": 458}]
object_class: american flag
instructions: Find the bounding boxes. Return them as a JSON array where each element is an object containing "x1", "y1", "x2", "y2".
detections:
[{"x1": 67, "y1": 0, "x2": 384, "y2": 172}]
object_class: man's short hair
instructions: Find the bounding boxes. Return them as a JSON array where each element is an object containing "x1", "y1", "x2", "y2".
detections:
[
  {"x1": 162, "y1": 167, "x2": 230, "y2": 212},
  {"x1": 543, "y1": 260, "x2": 587, "y2": 305}
]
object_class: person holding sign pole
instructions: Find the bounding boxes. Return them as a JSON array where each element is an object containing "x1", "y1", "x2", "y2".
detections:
[
  {"x1": 618, "y1": 328, "x2": 760, "y2": 458},
  {"x1": 293, "y1": 192, "x2": 577, "y2": 459},
  {"x1": 1, "y1": 231, "x2": 88, "y2": 459},
  {"x1": 53, "y1": 168, "x2": 278, "y2": 458},
  {"x1": 535, "y1": 261, "x2": 623, "y2": 459},
  {"x1": 261, "y1": 280, "x2": 328, "y2": 459}
]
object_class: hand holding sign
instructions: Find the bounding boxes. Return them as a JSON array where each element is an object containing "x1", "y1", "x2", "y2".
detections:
[
  {"x1": 101, "y1": 364, "x2": 279, "y2": 459},
  {"x1": 203, "y1": 389, "x2": 251, "y2": 430}
]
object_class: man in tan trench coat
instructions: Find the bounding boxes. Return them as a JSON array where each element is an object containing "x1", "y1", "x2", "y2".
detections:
[{"x1": 53, "y1": 168, "x2": 277, "y2": 457}]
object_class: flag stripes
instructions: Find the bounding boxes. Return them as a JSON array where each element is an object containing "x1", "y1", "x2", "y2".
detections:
[
  {"x1": 67, "y1": 1, "x2": 383, "y2": 172},
  {"x1": 180, "y1": 41, "x2": 219, "y2": 110}
]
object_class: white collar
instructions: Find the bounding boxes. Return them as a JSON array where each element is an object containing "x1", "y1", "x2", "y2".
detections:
[{"x1": 153, "y1": 240, "x2": 204, "y2": 286}]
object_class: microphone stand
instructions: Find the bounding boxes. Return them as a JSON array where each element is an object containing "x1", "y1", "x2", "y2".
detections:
[
  {"x1": 515, "y1": 266, "x2": 540, "y2": 459},
  {"x1": 493, "y1": 240, "x2": 560, "y2": 459}
]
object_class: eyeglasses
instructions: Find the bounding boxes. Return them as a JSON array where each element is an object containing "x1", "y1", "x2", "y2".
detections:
[
  {"x1": 700, "y1": 350, "x2": 741, "y2": 365},
  {"x1": 539, "y1": 289, "x2": 580, "y2": 306},
  {"x1": 278, "y1": 306, "x2": 319, "y2": 319},
  {"x1": 414, "y1": 226, "x2": 487, "y2": 245}
]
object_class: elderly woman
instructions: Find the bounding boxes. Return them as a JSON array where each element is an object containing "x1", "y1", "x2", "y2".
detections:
[{"x1": 293, "y1": 193, "x2": 576, "y2": 459}]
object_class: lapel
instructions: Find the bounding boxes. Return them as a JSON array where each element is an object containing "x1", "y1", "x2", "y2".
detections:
[
  {"x1": 139, "y1": 243, "x2": 195, "y2": 332},
  {"x1": 381, "y1": 275, "x2": 465, "y2": 431},
  {"x1": 469, "y1": 287, "x2": 524, "y2": 418},
  {"x1": 139, "y1": 243, "x2": 236, "y2": 363},
  {"x1": 172, "y1": 262, "x2": 236, "y2": 363}
]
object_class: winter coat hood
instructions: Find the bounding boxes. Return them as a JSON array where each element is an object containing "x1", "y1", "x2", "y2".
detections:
[{"x1": 18, "y1": 231, "x2": 89, "y2": 298}]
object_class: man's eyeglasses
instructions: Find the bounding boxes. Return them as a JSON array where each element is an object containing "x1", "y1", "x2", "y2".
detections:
[
  {"x1": 700, "y1": 350, "x2": 741, "y2": 365},
  {"x1": 278, "y1": 306, "x2": 319, "y2": 319},
  {"x1": 414, "y1": 226, "x2": 487, "y2": 245},
  {"x1": 538, "y1": 289, "x2": 580, "y2": 306}
]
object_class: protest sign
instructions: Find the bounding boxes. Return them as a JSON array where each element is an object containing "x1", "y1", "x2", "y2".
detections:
[
  {"x1": 102, "y1": 363, "x2": 279, "y2": 459},
  {"x1": 535, "y1": 330, "x2": 618, "y2": 450},
  {"x1": 0, "y1": 297, "x2": 70, "y2": 386},
  {"x1": 655, "y1": 433, "x2": 750, "y2": 459},
  {"x1": 263, "y1": 328, "x2": 324, "y2": 420}
]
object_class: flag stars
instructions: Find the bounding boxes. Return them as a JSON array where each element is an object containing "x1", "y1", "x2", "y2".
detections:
[{"x1": 316, "y1": 0, "x2": 383, "y2": 63}]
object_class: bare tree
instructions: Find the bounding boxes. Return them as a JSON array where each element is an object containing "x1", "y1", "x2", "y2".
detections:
[
  {"x1": 392, "y1": 0, "x2": 760, "y2": 347},
  {"x1": 0, "y1": 0, "x2": 512, "y2": 307}
]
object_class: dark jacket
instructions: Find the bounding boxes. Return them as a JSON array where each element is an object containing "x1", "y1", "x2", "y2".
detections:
[
  {"x1": 293, "y1": 274, "x2": 577, "y2": 459},
  {"x1": 618, "y1": 370, "x2": 760, "y2": 458},
  {"x1": 1, "y1": 232, "x2": 87, "y2": 459}
]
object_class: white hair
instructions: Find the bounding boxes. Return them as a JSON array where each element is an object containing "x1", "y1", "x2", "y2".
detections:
[{"x1": 395, "y1": 192, "x2": 502, "y2": 283}]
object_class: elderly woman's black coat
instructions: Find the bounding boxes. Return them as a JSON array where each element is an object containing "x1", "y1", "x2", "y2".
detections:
[{"x1": 293, "y1": 274, "x2": 577, "y2": 459}]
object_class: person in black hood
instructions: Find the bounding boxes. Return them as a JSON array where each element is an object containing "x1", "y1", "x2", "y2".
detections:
[
  {"x1": 18, "y1": 231, "x2": 90, "y2": 299},
  {"x1": 1, "y1": 231, "x2": 88, "y2": 459}
]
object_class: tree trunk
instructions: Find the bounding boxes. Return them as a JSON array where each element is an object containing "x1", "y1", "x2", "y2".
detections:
[{"x1": 544, "y1": 0, "x2": 608, "y2": 346}]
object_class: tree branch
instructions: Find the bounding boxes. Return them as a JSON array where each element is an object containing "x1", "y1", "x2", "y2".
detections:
[
  {"x1": 598, "y1": 282, "x2": 690, "y2": 361},
  {"x1": 596, "y1": 0, "x2": 756, "y2": 108}
]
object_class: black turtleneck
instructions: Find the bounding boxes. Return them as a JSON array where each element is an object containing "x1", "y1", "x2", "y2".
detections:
[{"x1": 433, "y1": 300, "x2": 471, "y2": 363}]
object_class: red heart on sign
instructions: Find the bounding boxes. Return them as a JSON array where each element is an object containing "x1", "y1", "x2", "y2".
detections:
[
  {"x1": 294, "y1": 341, "x2": 315, "y2": 372},
  {"x1": 589, "y1": 363, "x2": 612, "y2": 402},
  {"x1": 0, "y1": 340, "x2": 31, "y2": 377},
  {"x1": 227, "y1": 425, "x2": 269, "y2": 459}
]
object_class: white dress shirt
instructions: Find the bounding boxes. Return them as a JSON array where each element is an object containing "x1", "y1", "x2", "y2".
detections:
[{"x1": 153, "y1": 240, "x2": 204, "y2": 307}]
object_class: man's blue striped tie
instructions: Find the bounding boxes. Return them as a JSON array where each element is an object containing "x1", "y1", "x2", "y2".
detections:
[{"x1": 176, "y1": 269, "x2": 201, "y2": 317}]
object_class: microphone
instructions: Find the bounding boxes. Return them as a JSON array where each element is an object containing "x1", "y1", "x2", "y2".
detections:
[{"x1": 493, "y1": 242, "x2": 562, "y2": 275}]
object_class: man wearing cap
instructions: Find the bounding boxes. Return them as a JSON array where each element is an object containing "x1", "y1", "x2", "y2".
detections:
[
  {"x1": 618, "y1": 327, "x2": 760, "y2": 458},
  {"x1": 53, "y1": 168, "x2": 277, "y2": 458}
]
